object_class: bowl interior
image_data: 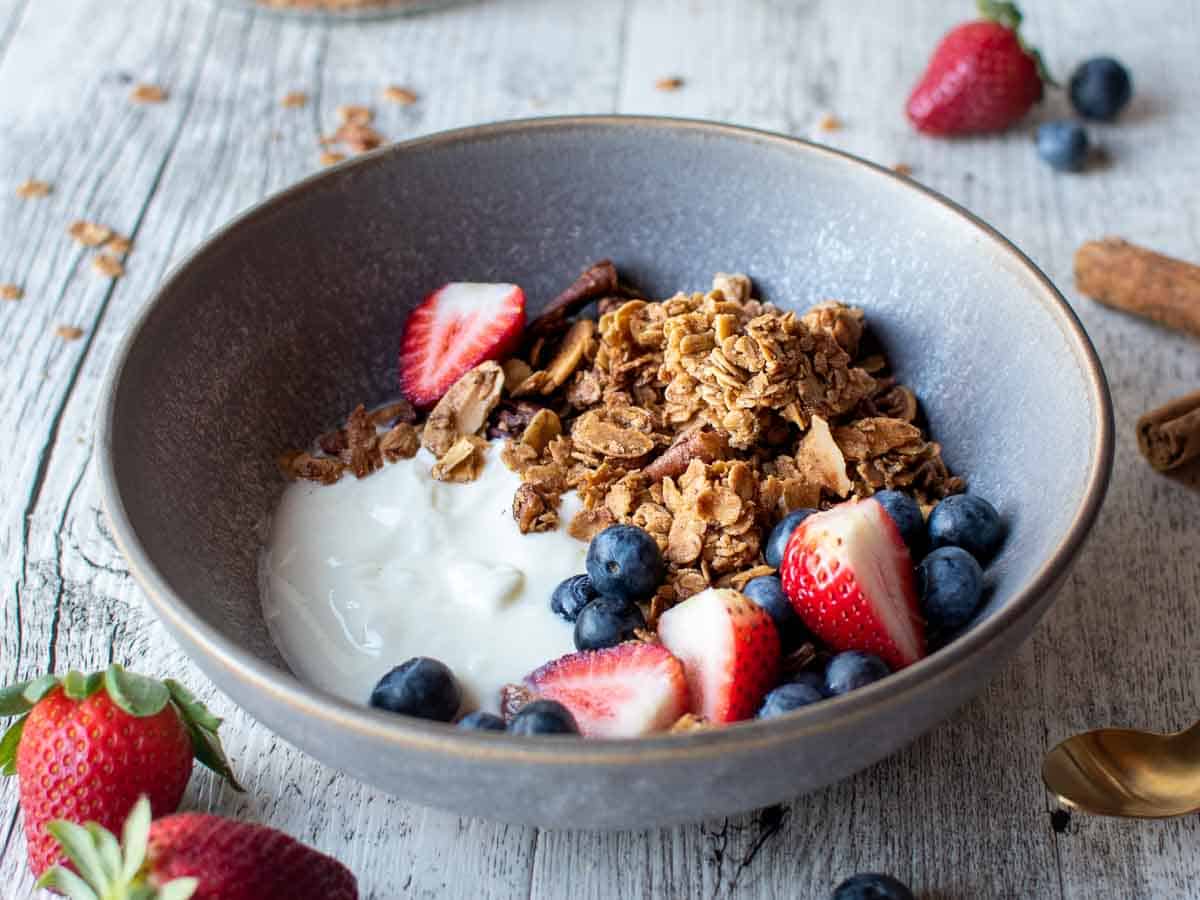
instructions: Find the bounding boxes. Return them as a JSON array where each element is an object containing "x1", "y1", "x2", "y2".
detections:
[{"x1": 106, "y1": 118, "x2": 1104, "y2": 703}]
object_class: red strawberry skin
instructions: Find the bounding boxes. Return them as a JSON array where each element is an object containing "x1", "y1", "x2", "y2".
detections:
[
  {"x1": 148, "y1": 813, "x2": 358, "y2": 900},
  {"x1": 781, "y1": 498, "x2": 925, "y2": 670},
  {"x1": 17, "y1": 688, "x2": 193, "y2": 876},
  {"x1": 906, "y1": 21, "x2": 1043, "y2": 135},
  {"x1": 524, "y1": 642, "x2": 689, "y2": 738},
  {"x1": 398, "y1": 282, "x2": 525, "y2": 409},
  {"x1": 657, "y1": 588, "x2": 780, "y2": 723}
]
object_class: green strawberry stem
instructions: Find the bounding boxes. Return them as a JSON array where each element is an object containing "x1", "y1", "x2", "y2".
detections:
[
  {"x1": 38, "y1": 795, "x2": 199, "y2": 900},
  {"x1": 0, "y1": 666, "x2": 243, "y2": 791},
  {"x1": 976, "y1": 0, "x2": 1057, "y2": 87}
]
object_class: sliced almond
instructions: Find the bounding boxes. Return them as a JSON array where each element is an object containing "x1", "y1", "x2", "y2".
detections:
[{"x1": 421, "y1": 361, "x2": 504, "y2": 458}]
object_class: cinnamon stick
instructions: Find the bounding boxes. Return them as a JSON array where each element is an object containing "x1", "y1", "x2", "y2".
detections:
[
  {"x1": 1137, "y1": 390, "x2": 1200, "y2": 472},
  {"x1": 1075, "y1": 238, "x2": 1200, "y2": 338}
]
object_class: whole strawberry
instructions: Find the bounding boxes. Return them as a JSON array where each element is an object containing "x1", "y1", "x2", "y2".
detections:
[
  {"x1": 39, "y1": 795, "x2": 358, "y2": 900},
  {"x1": 0, "y1": 666, "x2": 241, "y2": 877},
  {"x1": 906, "y1": 0, "x2": 1051, "y2": 135}
]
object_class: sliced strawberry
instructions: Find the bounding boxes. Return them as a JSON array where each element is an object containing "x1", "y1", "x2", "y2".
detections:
[
  {"x1": 656, "y1": 588, "x2": 780, "y2": 723},
  {"x1": 523, "y1": 643, "x2": 688, "y2": 739},
  {"x1": 780, "y1": 497, "x2": 925, "y2": 670},
  {"x1": 398, "y1": 282, "x2": 525, "y2": 409}
]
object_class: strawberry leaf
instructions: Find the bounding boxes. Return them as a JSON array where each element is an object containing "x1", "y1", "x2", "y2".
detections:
[
  {"x1": 62, "y1": 670, "x2": 104, "y2": 701},
  {"x1": 23, "y1": 673, "x2": 61, "y2": 705},
  {"x1": 164, "y1": 679, "x2": 222, "y2": 732},
  {"x1": 977, "y1": 0, "x2": 1022, "y2": 30},
  {"x1": 156, "y1": 879, "x2": 200, "y2": 900},
  {"x1": 36, "y1": 865, "x2": 100, "y2": 900},
  {"x1": 104, "y1": 664, "x2": 170, "y2": 718},
  {"x1": 164, "y1": 679, "x2": 243, "y2": 792},
  {"x1": 45, "y1": 820, "x2": 109, "y2": 891},
  {"x1": 0, "y1": 681, "x2": 33, "y2": 716},
  {"x1": 0, "y1": 714, "x2": 27, "y2": 775},
  {"x1": 120, "y1": 795, "x2": 152, "y2": 882}
]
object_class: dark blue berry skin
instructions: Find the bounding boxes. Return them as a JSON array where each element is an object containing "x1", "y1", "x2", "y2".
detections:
[
  {"x1": 1036, "y1": 121, "x2": 1090, "y2": 172},
  {"x1": 369, "y1": 657, "x2": 461, "y2": 722},
  {"x1": 574, "y1": 596, "x2": 646, "y2": 651},
  {"x1": 743, "y1": 576, "x2": 807, "y2": 651},
  {"x1": 764, "y1": 509, "x2": 816, "y2": 568},
  {"x1": 873, "y1": 490, "x2": 926, "y2": 559},
  {"x1": 550, "y1": 574, "x2": 597, "y2": 622},
  {"x1": 928, "y1": 494, "x2": 1005, "y2": 562},
  {"x1": 918, "y1": 545, "x2": 985, "y2": 636},
  {"x1": 757, "y1": 682, "x2": 824, "y2": 719},
  {"x1": 508, "y1": 699, "x2": 579, "y2": 736},
  {"x1": 456, "y1": 711, "x2": 506, "y2": 731},
  {"x1": 832, "y1": 873, "x2": 915, "y2": 900},
  {"x1": 789, "y1": 671, "x2": 827, "y2": 695},
  {"x1": 586, "y1": 525, "x2": 665, "y2": 604},
  {"x1": 824, "y1": 652, "x2": 890, "y2": 697},
  {"x1": 1069, "y1": 57, "x2": 1133, "y2": 121}
]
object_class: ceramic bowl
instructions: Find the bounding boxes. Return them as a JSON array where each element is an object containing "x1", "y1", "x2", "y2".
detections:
[{"x1": 98, "y1": 117, "x2": 1112, "y2": 828}]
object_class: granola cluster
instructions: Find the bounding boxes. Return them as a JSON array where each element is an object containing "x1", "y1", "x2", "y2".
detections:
[{"x1": 280, "y1": 267, "x2": 963, "y2": 620}]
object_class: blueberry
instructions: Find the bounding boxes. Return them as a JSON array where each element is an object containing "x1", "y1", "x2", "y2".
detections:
[
  {"x1": 872, "y1": 490, "x2": 926, "y2": 559},
  {"x1": 824, "y1": 651, "x2": 890, "y2": 696},
  {"x1": 918, "y1": 546, "x2": 984, "y2": 636},
  {"x1": 550, "y1": 574, "x2": 597, "y2": 622},
  {"x1": 789, "y1": 670, "x2": 827, "y2": 695},
  {"x1": 456, "y1": 711, "x2": 506, "y2": 731},
  {"x1": 742, "y1": 576, "x2": 807, "y2": 651},
  {"x1": 586, "y1": 525, "x2": 665, "y2": 604},
  {"x1": 757, "y1": 682, "x2": 824, "y2": 719},
  {"x1": 508, "y1": 699, "x2": 579, "y2": 736},
  {"x1": 369, "y1": 657, "x2": 461, "y2": 722},
  {"x1": 832, "y1": 873, "x2": 915, "y2": 900},
  {"x1": 1069, "y1": 57, "x2": 1133, "y2": 121},
  {"x1": 1036, "y1": 121, "x2": 1090, "y2": 173},
  {"x1": 927, "y1": 494, "x2": 1005, "y2": 562},
  {"x1": 574, "y1": 596, "x2": 646, "y2": 651},
  {"x1": 764, "y1": 508, "x2": 816, "y2": 568}
]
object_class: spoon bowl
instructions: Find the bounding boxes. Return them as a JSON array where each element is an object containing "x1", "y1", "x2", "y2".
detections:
[{"x1": 1042, "y1": 721, "x2": 1200, "y2": 818}]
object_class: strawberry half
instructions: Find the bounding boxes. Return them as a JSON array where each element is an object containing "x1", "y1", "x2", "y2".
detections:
[
  {"x1": 780, "y1": 498, "x2": 925, "y2": 670},
  {"x1": 656, "y1": 588, "x2": 781, "y2": 723},
  {"x1": 398, "y1": 282, "x2": 525, "y2": 409},
  {"x1": 524, "y1": 642, "x2": 689, "y2": 738}
]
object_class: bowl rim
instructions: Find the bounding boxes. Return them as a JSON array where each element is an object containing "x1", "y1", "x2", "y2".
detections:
[{"x1": 96, "y1": 114, "x2": 1114, "y2": 765}]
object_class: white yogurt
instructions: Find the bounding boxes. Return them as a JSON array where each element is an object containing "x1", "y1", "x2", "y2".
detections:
[{"x1": 261, "y1": 445, "x2": 583, "y2": 712}]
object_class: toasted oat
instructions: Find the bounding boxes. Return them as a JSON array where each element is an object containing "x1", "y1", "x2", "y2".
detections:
[
  {"x1": 655, "y1": 76, "x2": 685, "y2": 91},
  {"x1": 131, "y1": 83, "x2": 167, "y2": 104},
  {"x1": 343, "y1": 404, "x2": 383, "y2": 478},
  {"x1": 68, "y1": 220, "x2": 113, "y2": 247},
  {"x1": 334, "y1": 121, "x2": 385, "y2": 154},
  {"x1": 281, "y1": 91, "x2": 309, "y2": 108},
  {"x1": 279, "y1": 450, "x2": 342, "y2": 485},
  {"x1": 92, "y1": 254, "x2": 125, "y2": 279},
  {"x1": 55, "y1": 324, "x2": 84, "y2": 341},
  {"x1": 16, "y1": 179, "x2": 51, "y2": 199},
  {"x1": 1, "y1": 284, "x2": 23, "y2": 301},
  {"x1": 319, "y1": 151, "x2": 346, "y2": 166},
  {"x1": 383, "y1": 85, "x2": 418, "y2": 105},
  {"x1": 431, "y1": 435, "x2": 488, "y2": 483},
  {"x1": 669, "y1": 713, "x2": 710, "y2": 733},
  {"x1": 104, "y1": 235, "x2": 133, "y2": 256}
]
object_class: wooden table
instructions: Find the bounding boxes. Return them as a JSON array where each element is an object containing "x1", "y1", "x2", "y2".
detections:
[{"x1": 2, "y1": 1, "x2": 1197, "y2": 896}]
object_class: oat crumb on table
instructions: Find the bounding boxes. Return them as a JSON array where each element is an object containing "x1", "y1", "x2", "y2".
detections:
[
  {"x1": 337, "y1": 104, "x2": 374, "y2": 125},
  {"x1": 16, "y1": 179, "x2": 51, "y2": 199},
  {"x1": 105, "y1": 235, "x2": 132, "y2": 256},
  {"x1": 68, "y1": 220, "x2": 113, "y2": 247},
  {"x1": 818, "y1": 113, "x2": 842, "y2": 132},
  {"x1": 281, "y1": 91, "x2": 309, "y2": 108},
  {"x1": 92, "y1": 254, "x2": 125, "y2": 279},
  {"x1": 892, "y1": 163, "x2": 914, "y2": 176},
  {"x1": 383, "y1": 85, "x2": 418, "y2": 105},
  {"x1": 655, "y1": 76, "x2": 685, "y2": 91},
  {"x1": 1, "y1": 283, "x2": 23, "y2": 301},
  {"x1": 55, "y1": 324, "x2": 84, "y2": 341},
  {"x1": 319, "y1": 151, "x2": 346, "y2": 166},
  {"x1": 130, "y1": 83, "x2": 167, "y2": 104}
]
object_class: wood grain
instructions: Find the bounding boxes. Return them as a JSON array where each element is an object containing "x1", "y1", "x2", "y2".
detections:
[{"x1": 1, "y1": 1, "x2": 1199, "y2": 898}]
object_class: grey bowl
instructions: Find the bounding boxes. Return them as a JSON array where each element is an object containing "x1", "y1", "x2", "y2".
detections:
[{"x1": 98, "y1": 116, "x2": 1112, "y2": 828}]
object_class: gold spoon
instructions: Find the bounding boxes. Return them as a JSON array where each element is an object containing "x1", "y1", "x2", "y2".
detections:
[{"x1": 1042, "y1": 720, "x2": 1200, "y2": 818}]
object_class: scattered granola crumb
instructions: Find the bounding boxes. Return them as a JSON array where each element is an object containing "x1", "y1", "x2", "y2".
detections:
[
  {"x1": 337, "y1": 104, "x2": 374, "y2": 125},
  {"x1": 55, "y1": 324, "x2": 84, "y2": 341},
  {"x1": 817, "y1": 113, "x2": 842, "y2": 132},
  {"x1": 16, "y1": 179, "x2": 51, "y2": 199},
  {"x1": 92, "y1": 254, "x2": 125, "y2": 279},
  {"x1": 1, "y1": 283, "x2": 23, "y2": 301},
  {"x1": 383, "y1": 85, "x2": 418, "y2": 105},
  {"x1": 105, "y1": 235, "x2": 133, "y2": 256},
  {"x1": 892, "y1": 163, "x2": 914, "y2": 177},
  {"x1": 319, "y1": 151, "x2": 346, "y2": 166},
  {"x1": 655, "y1": 76, "x2": 685, "y2": 92},
  {"x1": 281, "y1": 91, "x2": 309, "y2": 108},
  {"x1": 130, "y1": 83, "x2": 167, "y2": 104},
  {"x1": 68, "y1": 220, "x2": 114, "y2": 247}
]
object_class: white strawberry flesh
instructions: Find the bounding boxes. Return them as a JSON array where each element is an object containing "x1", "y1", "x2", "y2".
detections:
[{"x1": 523, "y1": 642, "x2": 689, "y2": 739}]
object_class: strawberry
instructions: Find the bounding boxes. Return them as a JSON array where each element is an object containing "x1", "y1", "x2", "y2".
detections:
[
  {"x1": 39, "y1": 795, "x2": 358, "y2": 900},
  {"x1": 0, "y1": 666, "x2": 241, "y2": 878},
  {"x1": 523, "y1": 642, "x2": 689, "y2": 738},
  {"x1": 906, "y1": 1, "x2": 1050, "y2": 136},
  {"x1": 398, "y1": 281, "x2": 526, "y2": 408},
  {"x1": 780, "y1": 497, "x2": 926, "y2": 670},
  {"x1": 656, "y1": 588, "x2": 781, "y2": 723}
]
